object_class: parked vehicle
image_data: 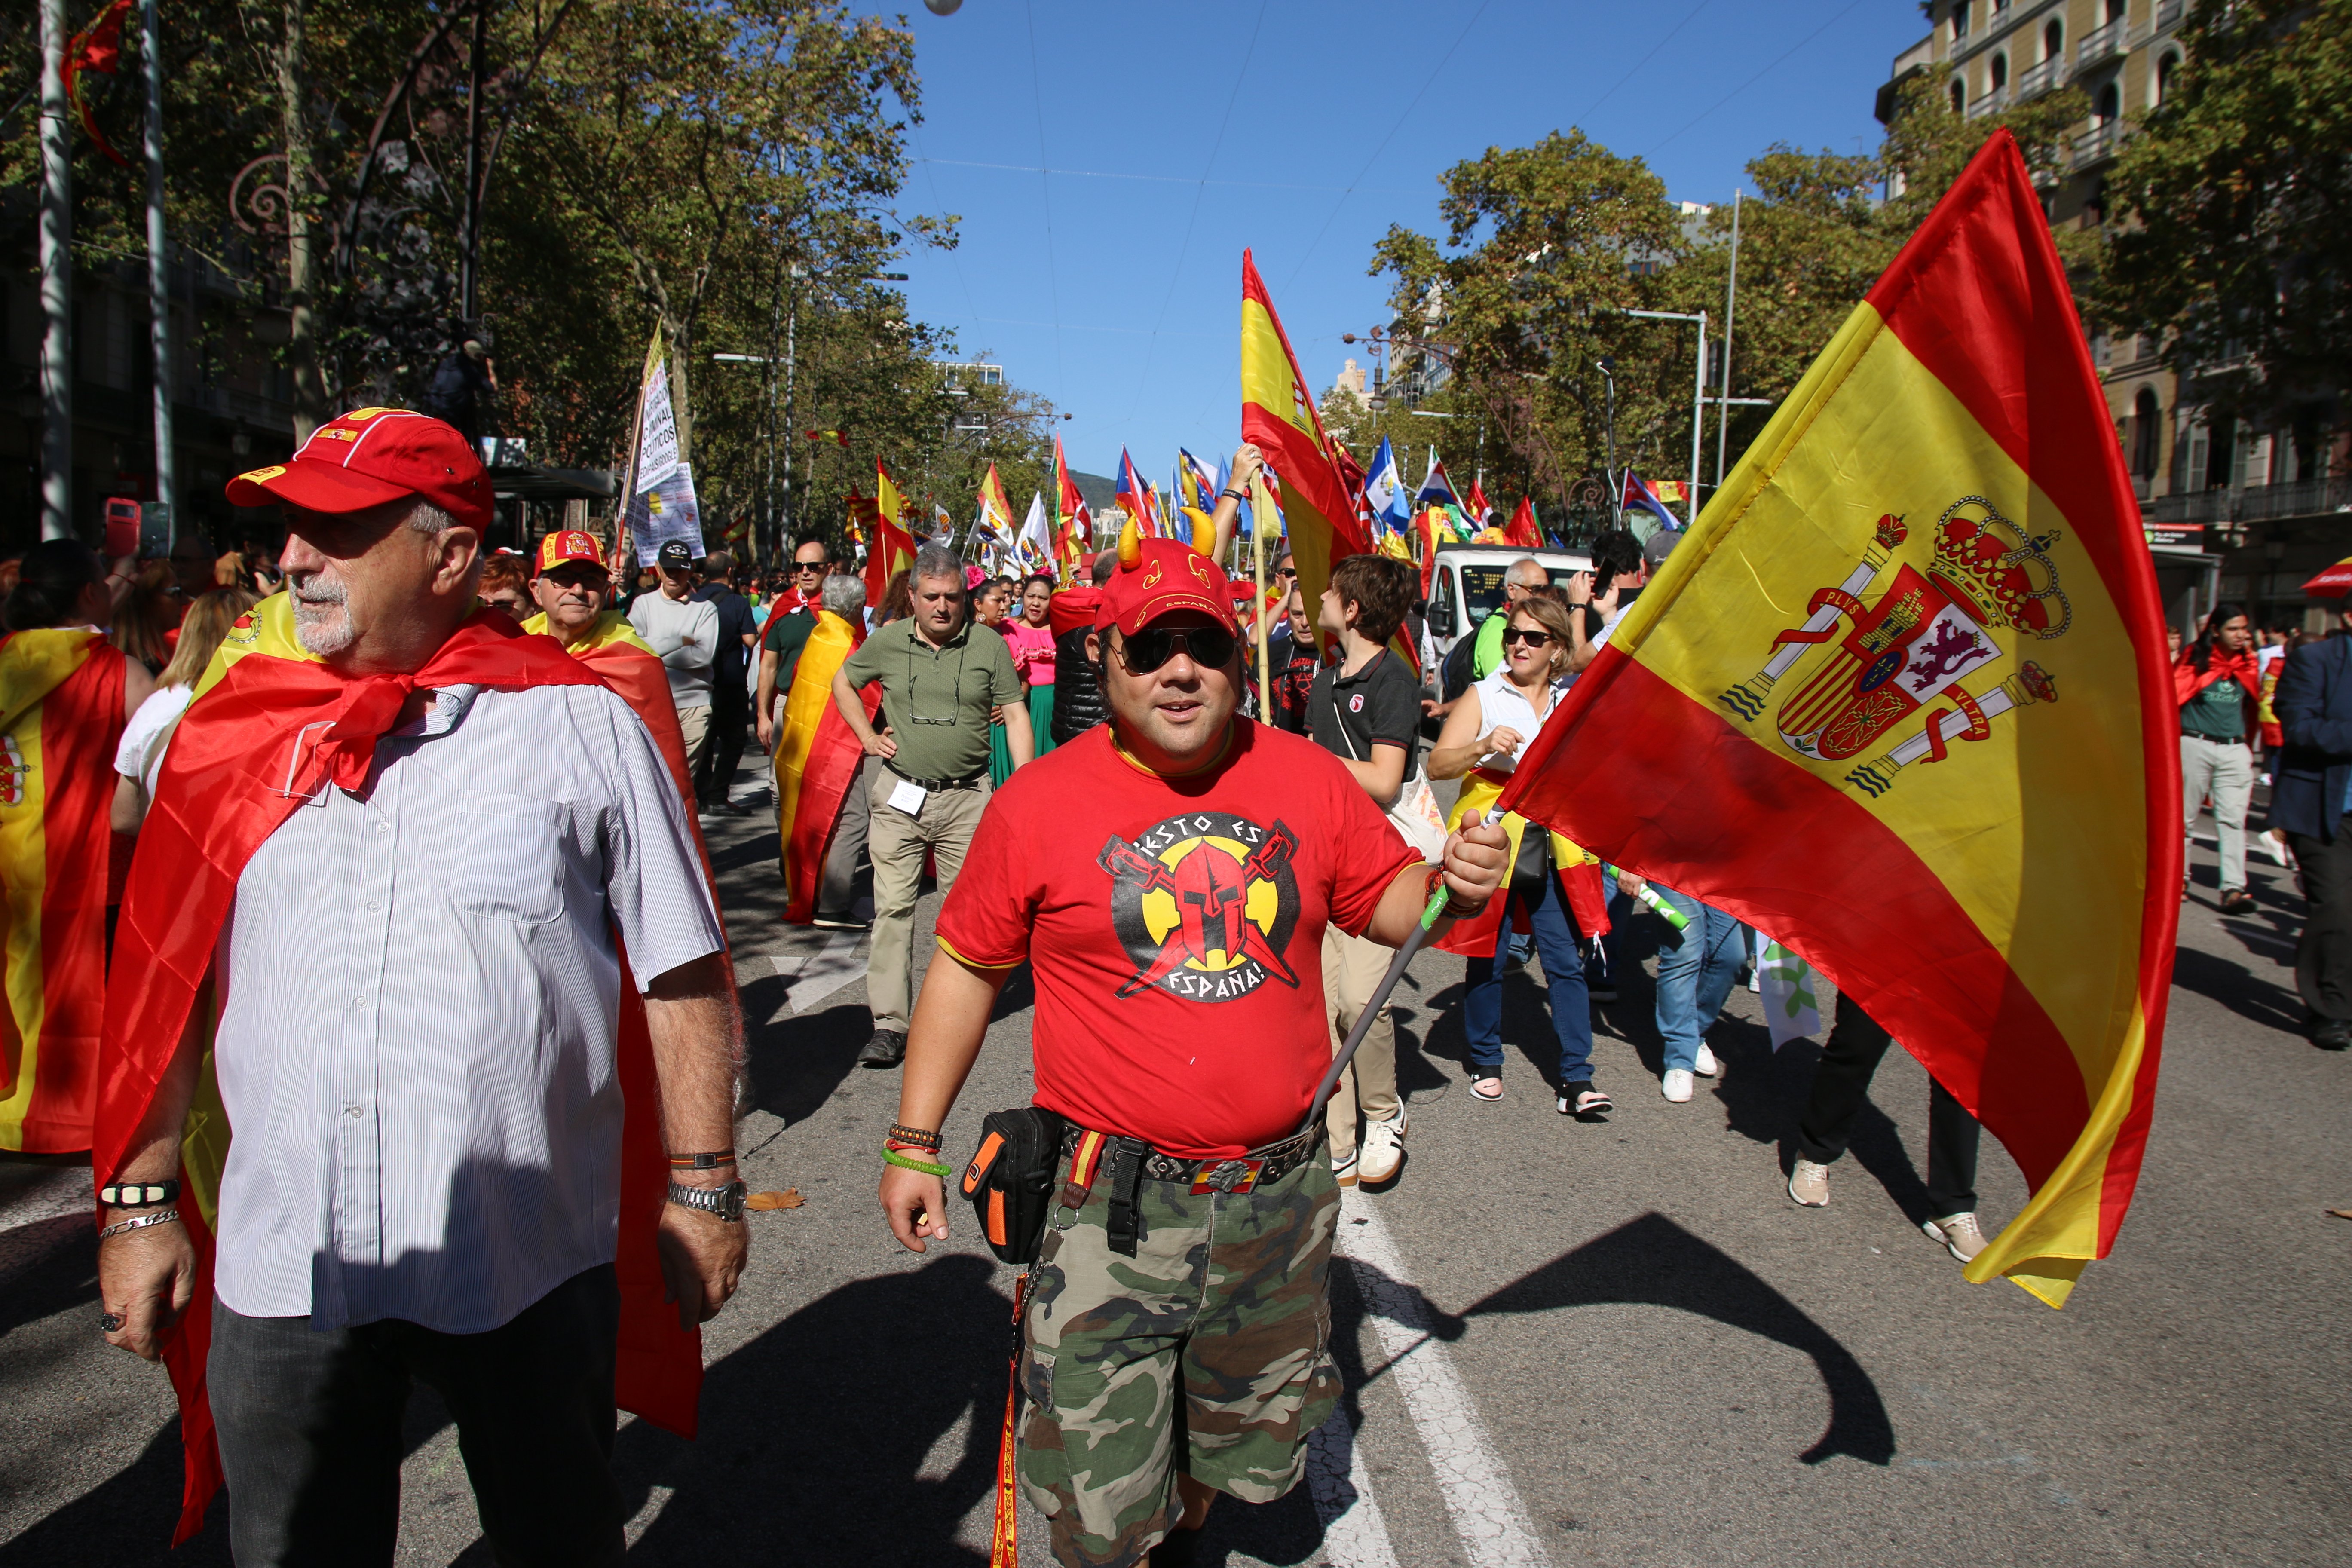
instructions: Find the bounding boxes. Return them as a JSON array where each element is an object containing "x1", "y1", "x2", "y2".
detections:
[{"x1": 1422, "y1": 544, "x2": 1595, "y2": 665}]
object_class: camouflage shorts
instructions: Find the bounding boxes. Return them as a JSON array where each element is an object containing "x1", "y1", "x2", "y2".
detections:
[{"x1": 1018, "y1": 1144, "x2": 1341, "y2": 1568}]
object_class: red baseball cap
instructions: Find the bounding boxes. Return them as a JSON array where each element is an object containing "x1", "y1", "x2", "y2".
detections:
[
  {"x1": 1101, "y1": 537, "x2": 1238, "y2": 637},
  {"x1": 225, "y1": 407, "x2": 493, "y2": 530},
  {"x1": 536, "y1": 529, "x2": 606, "y2": 573}
]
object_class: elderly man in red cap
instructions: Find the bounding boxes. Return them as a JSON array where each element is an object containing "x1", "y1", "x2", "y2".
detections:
[
  {"x1": 877, "y1": 524, "x2": 1508, "y2": 1568},
  {"x1": 92, "y1": 408, "x2": 743, "y2": 1566}
]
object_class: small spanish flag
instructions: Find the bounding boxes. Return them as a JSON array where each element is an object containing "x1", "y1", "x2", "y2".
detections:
[{"x1": 1499, "y1": 132, "x2": 2178, "y2": 1308}]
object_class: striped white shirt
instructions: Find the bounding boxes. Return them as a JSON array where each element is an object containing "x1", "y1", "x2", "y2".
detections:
[{"x1": 208, "y1": 680, "x2": 724, "y2": 1332}]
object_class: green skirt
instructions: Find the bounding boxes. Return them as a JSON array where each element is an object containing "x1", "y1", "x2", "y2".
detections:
[
  {"x1": 989, "y1": 719, "x2": 1014, "y2": 787},
  {"x1": 1028, "y1": 682, "x2": 1058, "y2": 760}
]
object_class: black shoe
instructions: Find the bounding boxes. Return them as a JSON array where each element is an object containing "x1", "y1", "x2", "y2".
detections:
[
  {"x1": 2219, "y1": 888, "x2": 2258, "y2": 916},
  {"x1": 858, "y1": 1029, "x2": 907, "y2": 1068},
  {"x1": 2309, "y1": 1018, "x2": 2352, "y2": 1051},
  {"x1": 1587, "y1": 982, "x2": 1619, "y2": 1003},
  {"x1": 1149, "y1": 1525, "x2": 1203, "y2": 1568}
]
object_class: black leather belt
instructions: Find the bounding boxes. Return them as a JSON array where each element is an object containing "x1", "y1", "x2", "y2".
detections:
[{"x1": 884, "y1": 762, "x2": 987, "y2": 790}]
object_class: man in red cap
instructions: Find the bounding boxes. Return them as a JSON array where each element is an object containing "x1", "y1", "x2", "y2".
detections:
[
  {"x1": 878, "y1": 527, "x2": 1508, "y2": 1568},
  {"x1": 93, "y1": 408, "x2": 744, "y2": 1563}
]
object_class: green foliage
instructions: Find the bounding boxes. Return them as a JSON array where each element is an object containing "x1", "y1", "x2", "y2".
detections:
[{"x1": 2095, "y1": 0, "x2": 2352, "y2": 424}]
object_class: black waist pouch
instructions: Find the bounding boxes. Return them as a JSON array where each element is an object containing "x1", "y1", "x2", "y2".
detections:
[{"x1": 960, "y1": 1106, "x2": 1070, "y2": 1265}]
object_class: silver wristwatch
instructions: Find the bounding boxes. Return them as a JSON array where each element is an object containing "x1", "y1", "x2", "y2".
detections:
[{"x1": 666, "y1": 1179, "x2": 747, "y2": 1222}]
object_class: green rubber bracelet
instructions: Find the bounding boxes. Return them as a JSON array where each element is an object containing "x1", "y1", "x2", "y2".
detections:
[{"x1": 882, "y1": 1147, "x2": 952, "y2": 1178}]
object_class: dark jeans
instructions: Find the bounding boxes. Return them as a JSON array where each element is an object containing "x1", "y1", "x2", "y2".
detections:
[
  {"x1": 1464, "y1": 871, "x2": 1594, "y2": 1084},
  {"x1": 696, "y1": 679, "x2": 750, "y2": 804},
  {"x1": 1795, "y1": 993, "x2": 1981, "y2": 1217},
  {"x1": 2288, "y1": 815, "x2": 2352, "y2": 1023},
  {"x1": 208, "y1": 1264, "x2": 625, "y2": 1568}
]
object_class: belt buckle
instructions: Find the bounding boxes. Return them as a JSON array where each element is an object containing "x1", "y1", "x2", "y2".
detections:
[{"x1": 1192, "y1": 1158, "x2": 1264, "y2": 1195}]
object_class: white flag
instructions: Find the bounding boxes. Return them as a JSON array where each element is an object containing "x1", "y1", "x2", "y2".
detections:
[
  {"x1": 634, "y1": 359, "x2": 681, "y2": 494},
  {"x1": 626, "y1": 462, "x2": 703, "y2": 564},
  {"x1": 1758, "y1": 938, "x2": 1822, "y2": 1050},
  {"x1": 1016, "y1": 491, "x2": 1054, "y2": 576}
]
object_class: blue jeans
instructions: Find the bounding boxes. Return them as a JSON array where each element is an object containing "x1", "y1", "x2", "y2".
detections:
[
  {"x1": 1653, "y1": 885, "x2": 1743, "y2": 1072},
  {"x1": 1465, "y1": 873, "x2": 1594, "y2": 1084}
]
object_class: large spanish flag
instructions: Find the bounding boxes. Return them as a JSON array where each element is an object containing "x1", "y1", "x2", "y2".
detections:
[
  {"x1": 94, "y1": 597, "x2": 711, "y2": 1542},
  {"x1": 1240, "y1": 251, "x2": 1373, "y2": 658},
  {"x1": 865, "y1": 461, "x2": 919, "y2": 612},
  {"x1": 0, "y1": 628, "x2": 128, "y2": 1151},
  {"x1": 1498, "y1": 132, "x2": 2177, "y2": 1308},
  {"x1": 773, "y1": 609, "x2": 877, "y2": 923}
]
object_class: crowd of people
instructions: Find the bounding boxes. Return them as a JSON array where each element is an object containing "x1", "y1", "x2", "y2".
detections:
[{"x1": 0, "y1": 403, "x2": 2334, "y2": 1568}]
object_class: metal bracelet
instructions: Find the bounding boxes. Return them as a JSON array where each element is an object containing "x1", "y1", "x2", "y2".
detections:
[{"x1": 98, "y1": 1208, "x2": 181, "y2": 1241}]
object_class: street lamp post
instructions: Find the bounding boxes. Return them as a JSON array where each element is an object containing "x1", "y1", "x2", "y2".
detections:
[
  {"x1": 1624, "y1": 308, "x2": 1709, "y2": 528},
  {"x1": 38, "y1": 0, "x2": 72, "y2": 539},
  {"x1": 143, "y1": 0, "x2": 176, "y2": 545}
]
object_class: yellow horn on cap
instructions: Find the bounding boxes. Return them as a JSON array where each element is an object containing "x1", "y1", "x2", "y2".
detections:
[
  {"x1": 1188, "y1": 506, "x2": 1216, "y2": 557},
  {"x1": 1118, "y1": 518, "x2": 1142, "y2": 570}
]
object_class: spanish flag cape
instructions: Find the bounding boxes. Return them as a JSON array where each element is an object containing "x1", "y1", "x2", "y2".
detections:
[
  {"x1": 0, "y1": 628, "x2": 127, "y2": 1151},
  {"x1": 92, "y1": 597, "x2": 706, "y2": 1544},
  {"x1": 773, "y1": 609, "x2": 876, "y2": 923},
  {"x1": 1498, "y1": 133, "x2": 2177, "y2": 1306}
]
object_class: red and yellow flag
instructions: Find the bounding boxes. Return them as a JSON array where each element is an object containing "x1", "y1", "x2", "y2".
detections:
[
  {"x1": 1240, "y1": 251, "x2": 1373, "y2": 658},
  {"x1": 1053, "y1": 435, "x2": 1093, "y2": 579},
  {"x1": 864, "y1": 460, "x2": 919, "y2": 611},
  {"x1": 773, "y1": 611, "x2": 880, "y2": 922},
  {"x1": 0, "y1": 628, "x2": 128, "y2": 1152},
  {"x1": 1499, "y1": 132, "x2": 2177, "y2": 1307}
]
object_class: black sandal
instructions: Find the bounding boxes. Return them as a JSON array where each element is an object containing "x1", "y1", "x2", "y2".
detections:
[
  {"x1": 1557, "y1": 1081, "x2": 1611, "y2": 1118},
  {"x1": 1469, "y1": 1069, "x2": 1504, "y2": 1101}
]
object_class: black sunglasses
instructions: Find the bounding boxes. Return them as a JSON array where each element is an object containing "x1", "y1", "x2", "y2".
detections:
[
  {"x1": 1272, "y1": 566, "x2": 1298, "y2": 580},
  {"x1": 1120, "y1": 625, "x2": 1239, "y2": 673},
  {"x1": 793, "y1": 560, "x2": 827, "y2": 574},
  {"x1": 1501, "y1": 626, "x2": 1554, "y2": 647}
]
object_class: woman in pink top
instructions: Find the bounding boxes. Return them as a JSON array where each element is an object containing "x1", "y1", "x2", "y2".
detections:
[{"x1": 1003, "y1": 573, "x2": 1060, "y2": 759}]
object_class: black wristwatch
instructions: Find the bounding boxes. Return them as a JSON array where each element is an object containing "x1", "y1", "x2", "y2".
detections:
[{"x1": 666, "y1": 1179, "x2": 747, "y2": 1223}]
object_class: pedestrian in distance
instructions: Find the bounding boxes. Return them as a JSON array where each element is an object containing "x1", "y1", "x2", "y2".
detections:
[
  {"x1": 755, "y1": 536, "x2": 833, "y2": 749},
  {"x1": 832, "y1": 541, "x2": 1029, "y2": 1069},
  {"x1": 2176, "y1": 602, "x2": 2261, "y2": 915},
  {"x1": 1306, "y1": 552, "x2": 1423, "y2": 1186},
  {"x1": 630, "y1": 539, "x2": 721, "y2": 786},
  {"x1": 476, "y1": 551, "x2": 533, "y2": 622},
  {"x1": 1427, "y1": 593, "x2": 1614, "y2": 1116},
  {"x1": 689, "y1": 548, "x2": 759, "y2": 814},
  {"x1": 1008, "y1": 571, "x2": 1063, "y2": 761},
  {"x1": 1048, "y1": 550, "x2": 1118, "y2": 747},
  {"x1": 1785, "y1": 993, "x2": 1991, "y2": 1265},
  {"x1": 877, "y1": 524, "x2": 1506, "y2": 1568},
  {"x1": 110, "y1": 586, "x2": 257, "y2": 837},
  {"x1": 92, "y1": 409, "x2": 742, "y2": 1565},
  {"x1": 2272, "y1": 603, "x2": 2352, "y2": 1050}
]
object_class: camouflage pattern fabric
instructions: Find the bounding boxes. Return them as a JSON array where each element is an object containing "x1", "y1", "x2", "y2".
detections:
[{"x1": 1018, "y1": 1149, "x2": 1341, "y2": 1568}]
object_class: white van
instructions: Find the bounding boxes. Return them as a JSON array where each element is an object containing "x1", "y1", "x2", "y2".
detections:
[{"x1": 1422, "y1": 543, "x2": 1595, "y2": 665}]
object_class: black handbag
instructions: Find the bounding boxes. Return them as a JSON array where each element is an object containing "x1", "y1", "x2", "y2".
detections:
[{"x1": 959, "y1": 1106, "x2": 1070, "y2": 1265}]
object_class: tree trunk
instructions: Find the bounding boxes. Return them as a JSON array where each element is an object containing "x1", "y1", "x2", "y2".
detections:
[{"x1": 279, "y1": 0, "x2": 327, "y2": 439}]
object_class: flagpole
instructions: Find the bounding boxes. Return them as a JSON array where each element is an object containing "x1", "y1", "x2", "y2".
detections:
[
  {"x1": 1716, "y1": 189, "x2": 1743, "y2": 493},
  {"x1": 142, "y1": 0, "x2": 175, "y2": 545},
  {"x1": 38, "y1": 0, "x2": 72, "y2": 539},
  {"x1": 1689, "y1": 310, "x2": 1707, "y2": 528},
  {"x1": 1249, "y1": 471, "x2": 1274, "y2": 714}
]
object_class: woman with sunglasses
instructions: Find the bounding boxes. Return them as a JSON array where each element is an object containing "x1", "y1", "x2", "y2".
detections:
[{"x1": 1427, "y1": 595, "x2": 1613, "y2": 1117}]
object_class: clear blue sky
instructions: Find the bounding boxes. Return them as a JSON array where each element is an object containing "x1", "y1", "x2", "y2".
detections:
[{"x1": 885, "y1": 0, "x2": 1924, "y2": 485}]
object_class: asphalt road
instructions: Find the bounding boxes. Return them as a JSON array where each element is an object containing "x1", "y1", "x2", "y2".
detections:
[{"x1": 3, "y1": 764, "x2": 2347, "y2": 1567}]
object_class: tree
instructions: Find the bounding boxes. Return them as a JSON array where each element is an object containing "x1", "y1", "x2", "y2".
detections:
[{"x1": 2095, "y1": 0, "x2": 2352, "y2": 429}]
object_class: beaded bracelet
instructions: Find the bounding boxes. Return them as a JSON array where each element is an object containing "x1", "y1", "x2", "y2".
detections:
[
  {"x1": 882, "y1": 1147, "x2": 952, "y2": 1178},
  {"x1": 886, "y1": 1123, "x2": 943, "y2": 1150}
]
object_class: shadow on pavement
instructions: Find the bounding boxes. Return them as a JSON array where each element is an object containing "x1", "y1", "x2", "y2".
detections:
[
  {"x1": 614, "y1": 1252, "x2": 1010, "y2": 1565},
  {"x1": 2171, "y1": 943, "x2": 2304, "y2": 1033},
  {"x1": 0, "y1": 1419, "x2": 233, "y2": 1566},
  {"x1": 744, "y1": 997, "x2": 876, "y2": 1130}
]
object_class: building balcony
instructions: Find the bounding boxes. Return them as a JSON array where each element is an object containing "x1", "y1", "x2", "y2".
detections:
[
  {"x1": 2129, "y1": 0, "x2": 2186, "y2": 47},
  {"x1": 2013, "y1": 56, "x2": 2062, "y2": 98},
  {"x1": 2142, "y1": 476, "x2": 2352, "y2": 529},
  {"x1": 2073, "y1": 18, "x2": 2127, "y2": 71},
  {"x1": 1967, "y1": 85, "x2": 2012, "y2": 118},
  {"x1": 2073, "y1": 122, "x2": 2123, "y2": 169}
]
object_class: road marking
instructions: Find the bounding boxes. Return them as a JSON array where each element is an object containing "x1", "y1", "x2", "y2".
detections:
[
  {"x1": 785, "y1": 931, "x2": 866, "y2": 1013},
  {"x1": 1335, "y1": 1189, "x2": 1552, "y2": 1568},
  {"x1": 1305, "y1": 1400, "x2": 1400, "y2": 1568}
]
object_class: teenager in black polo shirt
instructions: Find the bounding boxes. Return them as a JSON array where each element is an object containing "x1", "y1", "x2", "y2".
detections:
[{"x1": 1306, "y1": 553, "x2": 1422, "y2": 1187}]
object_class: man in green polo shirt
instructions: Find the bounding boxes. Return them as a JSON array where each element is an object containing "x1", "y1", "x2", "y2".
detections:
[{"x1": 832, "y1": 542, "x2": 1030, "y2": 1067}]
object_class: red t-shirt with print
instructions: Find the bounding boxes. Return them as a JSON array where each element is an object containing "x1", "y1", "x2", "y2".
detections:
[{"x1": 935, "y1": 719, "x2": 1418, "y2": 1158}]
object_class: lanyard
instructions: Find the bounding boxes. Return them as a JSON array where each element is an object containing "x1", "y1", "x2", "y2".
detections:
[{"x1": 904, "y1": 629, "x2": 972, "y2": 726}]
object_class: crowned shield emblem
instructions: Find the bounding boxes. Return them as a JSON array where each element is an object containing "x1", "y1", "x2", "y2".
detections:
[{"x1": 1721, "y1": 497, "x2": 2070, "y2": 797}]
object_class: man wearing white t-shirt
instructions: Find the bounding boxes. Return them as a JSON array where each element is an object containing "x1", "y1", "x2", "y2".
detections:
[{"x1": 630, "y1": 539, "x2": 720, "y2": 781}]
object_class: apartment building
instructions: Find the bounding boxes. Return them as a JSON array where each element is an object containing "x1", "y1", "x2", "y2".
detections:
[{"x1": 1879, "y1": 1, "x2": 2350, "y2": 630}]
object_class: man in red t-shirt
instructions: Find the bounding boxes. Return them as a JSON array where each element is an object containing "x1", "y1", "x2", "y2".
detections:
[{"x1": 877, "y1": 532, "x2": 1507, "y2": 1568}]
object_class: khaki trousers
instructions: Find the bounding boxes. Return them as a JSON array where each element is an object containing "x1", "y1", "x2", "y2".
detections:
[
  {"x1": 1321, "y1": 925, "x2": 1399, "y2": 1161},
  {"x1": 864, "y1": 769, "x2": 992, "y2": 1032},
  {"x1": 675, "y1": 701, "x2": 713, "y2": 786}
]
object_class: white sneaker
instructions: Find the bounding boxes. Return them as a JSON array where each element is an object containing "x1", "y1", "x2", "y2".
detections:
[
  {"x1": 1693, "y1": 1043, "x2": 1720, "y2": 1077},
  {"x1": 1332, "y1": 1152, "x2": 1359, "y2": 1188},
  {"x1": 1358, "y1": 1113, "x2": 1407, "y2": 1185},
  {"x1": 1788, "y1": 1158, "x2": 1831, "y2": 1207},
  {"x1": 1661, "y1": 1068, "x2": 1694, "y2": 1102},
  {"x1": 2262, "y1": 831, "x2": 2291, "y2": 867},
  {"x1": 1923, "y1": 1211, "x2": 1989, "y2": 1262}
]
